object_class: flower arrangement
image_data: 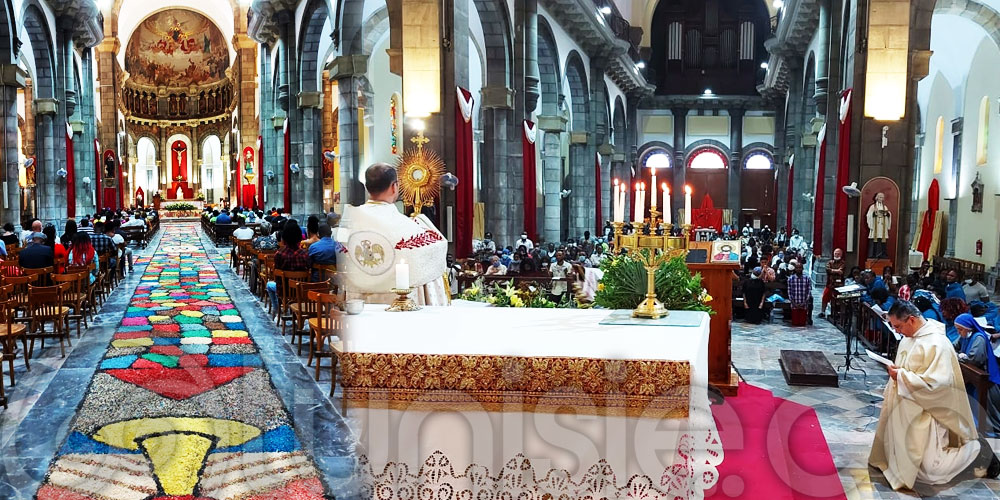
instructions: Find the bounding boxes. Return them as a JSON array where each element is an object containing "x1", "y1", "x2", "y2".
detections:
[
  {"x1": 485, "y1": 280, "x2": 558, "y2": 308},
  {"x1": 165, "y1": 202, "x2": 197, "y2": 211},
  {"x1": 594, "y1": 254, "x2": 714, "y2": 313}
]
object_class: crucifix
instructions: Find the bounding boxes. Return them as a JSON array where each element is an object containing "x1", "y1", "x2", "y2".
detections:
[{"x1": 410, "y1": 132, "x2": 429, "y2": 152}]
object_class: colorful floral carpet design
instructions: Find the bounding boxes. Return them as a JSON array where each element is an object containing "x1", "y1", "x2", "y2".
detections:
[{"x1": 36, "y1": 224, "x2": 328, "y2": 500}]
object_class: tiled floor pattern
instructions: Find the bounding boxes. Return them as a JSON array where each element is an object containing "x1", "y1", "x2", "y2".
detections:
[{"x1": 0, "y1": 222, "x2": 358, "y2": 499}]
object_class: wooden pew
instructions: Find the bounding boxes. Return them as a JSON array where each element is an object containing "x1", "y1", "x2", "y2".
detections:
[{"x1": 960, "y1": 360, "x2": 993, "y2": 437}]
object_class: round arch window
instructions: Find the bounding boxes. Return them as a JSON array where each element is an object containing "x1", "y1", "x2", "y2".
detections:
[
  {"x1": 641, "y1": 148, "x2": 672, "y2": 170},
  {"x1": 688, "y1": 148, "x2": 727, "y2": 169},
  {"x1": 744, "y1": 151, "x2": 774, "y2": 170}
]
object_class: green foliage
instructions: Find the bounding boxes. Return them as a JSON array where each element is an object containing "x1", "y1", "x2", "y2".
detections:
[
  {"x1": 164, "y1": 202, "x2": 197, "y2": 211},
  {"x1": 594, "y1": 253, "x2": 714, "y2": 313}
]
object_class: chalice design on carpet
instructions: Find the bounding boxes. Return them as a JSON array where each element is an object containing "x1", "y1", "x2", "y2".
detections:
[{"x1": 36, "y1": 224, "x2": 328, "y2": 500}]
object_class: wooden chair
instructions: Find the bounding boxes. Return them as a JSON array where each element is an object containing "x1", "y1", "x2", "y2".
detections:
[
  {"x1": 67, "y1": 263, "x2": 98, "y2": 322},
  {"x1": 288, "y1": 279, "x2": 331, "y2": 354},
  {"x1": 5, "y1": 274, "x2": 38, "y2": 325},
  {"x1": 0, "y1": 284, "x2": 27, "y2": 387},
  {"x1": 237, "y1": 241, "x2": 255, "y2": 278},
  {"x1": 26, "y1": 283, "x2": 71, "y2": 358},
  {"x1": 306, "y1": 290, "x2": 345, "y2": 398},
  {"x1": 257, "y1": 253, "x2": 276, "y2": 310},
  {"x1": 0, "y1": 258, "x2": 20, "y2": 277},
  {"x1": 311, "y1": 263, "x2": 338, "y2": 292},
  {"x1": 115, "y1": 242, "x2": 128, "y2": 284},
  {"x1": 273, "y1": 269, "x2": 310, "y2": 335},
  {"x1": 52, "y1": 272, "x2": 89, "y2": 337},
  {"x1": 96, "y1": 253, "x2": 112, "y2": 305},
  {"x1": 22, "y1": 266, "x2": 54, "y2": 287}
]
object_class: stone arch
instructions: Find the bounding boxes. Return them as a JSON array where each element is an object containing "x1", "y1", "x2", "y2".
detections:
[
  {"x1": 537, "y1": 16, "x2": 560, "y2": 116},
  {"x1": 337, "y1": 0, "x2": 367, "y2": 54},
  {"x1": 0, "y1": 0, "x2": 16, "y2": 65},
  {"x1": 564, "y1": 51, "x2": 588, "y2": 131},
  {"x1": 360, "y1": 6, "x2": 389, "y2": 56},
  {"x1": 472, "y1": 0, "x2": 513, "y2": 88},
  {"x1": 299, "y1": 0, "x2": 330, "y2": 93},
  {"x1": 21, "y1": 4, "x2": 54, "y2": 99},
  {"x1": 933, "y1": 0, "x2": 1000, "y2": 49}
]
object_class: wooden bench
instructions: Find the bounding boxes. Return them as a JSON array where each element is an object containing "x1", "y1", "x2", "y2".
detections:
[
  {"x1": 960, "y1": 360, "x2": 993, "y2": 437},
  {"x1": 121, "y1": 226, "x2": 148, "y2": 249},
  {"x1": 933, "y1": 255, "x2": 986, "y2": 283},
  {"x1": 211, "y1": 224, "x2": 238, "y2": 246}
]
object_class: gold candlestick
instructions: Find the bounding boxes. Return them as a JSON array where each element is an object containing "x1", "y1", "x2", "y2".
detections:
[{"x1": 386, "y1": 288, "x2": 421, "y2": 312}]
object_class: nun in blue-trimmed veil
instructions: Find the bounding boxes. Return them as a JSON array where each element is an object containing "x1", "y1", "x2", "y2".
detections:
[{"x1": 954, "y1": 313, "x2": 1000, "y2": 436}]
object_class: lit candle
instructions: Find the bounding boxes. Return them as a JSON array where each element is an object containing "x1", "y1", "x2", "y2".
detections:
[
  {"x1": 613, "y1": 178, "x2": 620, "y2": 222},
  {"x1": 662, "y1": 183, "x2": 670, "y2": 224},
  {"x1": 650, "y1": 169, "x2": 657, "y2": 209},
  {"x1": 684, "y1": 185, "x2": 692, "y2": 226},
  {"x1": 634, "y1": 182, "x2": 641, "y2": 222},
  {"x1": 618, "y1": 183, "x2": 627, "y2": 222},
  {"x1": 639, "y1": 182, "x2": 646, "y2": 220},
  {"x1": 395, "y1": 259, "x2": 410, "y2": 289}
]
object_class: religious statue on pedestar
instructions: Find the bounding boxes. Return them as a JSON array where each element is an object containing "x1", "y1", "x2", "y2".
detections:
[
  {"x1": 339, "y1": 163, "x2": 449, "y2": 305},
  {"x1": 867, "y1": 192, "x2": 891, "y2": 260}
]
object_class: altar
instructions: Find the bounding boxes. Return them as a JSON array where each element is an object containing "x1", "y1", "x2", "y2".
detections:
[{"x1": 342, "y1": 301, "x2": 723, "y2": 498}]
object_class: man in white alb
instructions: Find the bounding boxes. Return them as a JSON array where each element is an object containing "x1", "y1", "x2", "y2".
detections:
[
  {"x1": 339, "y1": 163, "x2": 449, "y2": 305},
  {"x1": 870, "y1": 301, "x2": 1000, "y2": 490}
]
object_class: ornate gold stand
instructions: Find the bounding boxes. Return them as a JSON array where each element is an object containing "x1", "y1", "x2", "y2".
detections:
[
  {"x1": 386, "y1": 288, "x2": 421, "y2": 312},
  {"x1": 612, "y1": 220, "x2": 692, "y2": 319}
]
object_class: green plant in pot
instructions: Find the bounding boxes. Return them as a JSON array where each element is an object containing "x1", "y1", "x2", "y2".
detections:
[{"x1": 594, "y1": 254, "x2": 714, "y2": 313}]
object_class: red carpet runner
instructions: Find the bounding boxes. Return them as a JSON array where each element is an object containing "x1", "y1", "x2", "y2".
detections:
[{"x1": 708, "y1": 383, "x2": 847, "y2": 500}]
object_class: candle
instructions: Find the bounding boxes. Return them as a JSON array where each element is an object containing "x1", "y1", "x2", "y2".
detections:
[
  {"x1": 618, "y1": 183, "x2": 626, "y2": 222},
  {"x1": 684, "y1": 185, "x2": 692, "y2": 226},
  {"x1": 634, "y1": 182, "x2": 641, "y2": 222},
  {"x1": 613, "y1": 178, "x2": 620, "y2": 222},
  {"x1": 639, "y1": 182, "x2": 646, "y2": 220},
  {"x1": 650, "y1": 169, "x2": 657, "y2": 209},
  {"x1": 395, "y1": 259, "x2": 410, "y2": 289},
  {"x1": 662, "y1": 183, "x2": 670, "y2": 224}
]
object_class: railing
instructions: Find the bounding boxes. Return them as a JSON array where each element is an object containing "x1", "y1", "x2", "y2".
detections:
[
  {"x1": 122, "y1": 78, "x2": 235, "y2": 120},
  {"x1": 592, "y1": 0, "x2": 641, "y2": 62}
]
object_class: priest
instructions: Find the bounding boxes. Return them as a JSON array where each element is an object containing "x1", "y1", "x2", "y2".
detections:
[
  {"x1": 870, "y1": 300, "x2": 1000, "y2": 490},
  {"x1": 339, "y1": 163, "x2": 449, "y2": 305}
]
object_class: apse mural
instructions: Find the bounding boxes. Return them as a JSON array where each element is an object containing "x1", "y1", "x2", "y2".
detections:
[{"x1": 124, "y1": 9, "x2": 230, "y2": 87}]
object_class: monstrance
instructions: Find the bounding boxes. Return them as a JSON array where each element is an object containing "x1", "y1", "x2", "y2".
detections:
[{"x1": 396, "y1": 131, "x2": 444, "y2": 218}]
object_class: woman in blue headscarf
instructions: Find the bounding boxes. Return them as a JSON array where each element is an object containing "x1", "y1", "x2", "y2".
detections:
[{"x1": 954, "y1": 313, "x2": 1000, "y2": 435}]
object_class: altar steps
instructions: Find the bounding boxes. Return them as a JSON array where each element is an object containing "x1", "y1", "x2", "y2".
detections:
[{"x1": 708, "y1": 383, "x2": 846, "y2": 500}]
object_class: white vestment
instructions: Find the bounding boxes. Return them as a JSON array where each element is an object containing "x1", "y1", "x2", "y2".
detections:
[
  {"x1": 340, "y1": 201, "x2": 449, "y2": 306},
  {"x1": 869, "y1": 320, "x2": 981, "y2": 490},
  {"x1": 867, "y1": 201, "x2": 892, "y2": 240}
]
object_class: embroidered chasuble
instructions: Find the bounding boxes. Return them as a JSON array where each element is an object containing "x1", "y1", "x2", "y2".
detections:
[
  {"x1": 341, "y1": 201, "x2": 449, "y2": 306},
  {"x1": 869, "y1": 320, "x2": 980, "y2": 490}
]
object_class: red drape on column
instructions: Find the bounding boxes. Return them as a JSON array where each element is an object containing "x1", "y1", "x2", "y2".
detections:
[
  {"x1": 594, "y1": 152, "x2": 602, "y2": 233},
  {"x1": 257, "y1": 136, "x2": 265, "y2": 210},
  {"x1": 283, "y1": 120, "x2": 291, "y2": 213},
  {"x1": 785, "y1": 158, "x2": 793, "y2": 234},
  {"x1": 522, "y1": 120, "x2": 538, "y2": 241},
  {"x1": 812, "y1": 125, "x2": 827, "y2": 255},
  {"x1": 832, "y1": 89, "x2": 852, "y2": 253},
  {"x1": 916, "y1": 179, "x2": 940, "y2": 258},
  {"x1": 65, "y1": 122, "x2": 75, "y2": 218},
  {"x1": 236, "y1": 156, "x2": 242, "y2": 208},
  {"x1": 456, "y1": 88, "x2": 475, "y2": 257},
  {"x1": 94, "y1": 139, "x2": 101, "y2": 212}
]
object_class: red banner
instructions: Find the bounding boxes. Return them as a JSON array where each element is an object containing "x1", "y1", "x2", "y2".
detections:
[
  {"x1": 456, "y1": 88, "x2": 475, "y2": 257},
  {"x1": 813, "y1": 125, "x2": 827, "y2": 255},
  {"x1": 257, "y1": 136, "x2": 264, "y2": 210},
  {"x1": 594, "y1": 152, "x2": 602, "y2": 234},
  {"x1": 65, "y1": 122, "x2": 75, "y2": 218},
  {"x1": 94, "y1": 139, "x2": 101, "y2": 211},
  {"x1": 916, "y1": 179, "x2": 940, "y2": 259},
  {"x1": 832, "y1": 89, "x2": 852, "y2": 254},
  {"x1": 785, "y1": 158, "x2": 793, "y2": 234},
  {"x1": 522, "y1": 120, "x2": 538, "y2": 241}
]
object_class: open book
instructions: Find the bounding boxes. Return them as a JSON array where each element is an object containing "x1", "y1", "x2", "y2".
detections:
[{"x1": 866, "y1": 349, "x2": 893, "y2": 367}]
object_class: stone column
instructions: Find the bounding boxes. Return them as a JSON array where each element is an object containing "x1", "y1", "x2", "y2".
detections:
[
  {"x1": 76, "y1": 48, "x2": 98, "y2": 215},
  {"x1": 480, "y1": 86, "x2": 517, "y2": 245},
  {"x1": 671, "y1": 107, "x2": 688, "y2": 219},
  {"x1": 0, "y1": 65, "x2": 24, "y2": 230},
  {"x1": 538, "y1": 114, "x2": 566, "y2": 243},
  {"x1": 814, "y1": 0, "x2": 831, "y2": 114},
  {"x1": 329, "y1": 55, "x2": 368, "y2": 207},
  {"x1": 277, "y1": 11, "x2": 297, "y2": 215},
  {"x1": 522, "y1": 0, "x2": 540, "y2": 114},
  {"x1": 728, "y1": 108, "x2": 744, "y2": 216},
  {"x1": 297, "y1": 91, "x2": 324, "y2": 216},
  {"x1": 95, "y1": 37, "x2": 120, "y2": 176},
  {"x1": 34, "y1": 98, "x2": 58, "y2": 226}
]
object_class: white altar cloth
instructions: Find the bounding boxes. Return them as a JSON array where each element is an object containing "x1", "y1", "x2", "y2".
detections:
[{"x1": 344, "y1": 302, "x2": 722, "y2": 499}]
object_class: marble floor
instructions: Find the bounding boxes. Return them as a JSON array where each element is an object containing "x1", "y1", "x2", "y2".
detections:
[{"x1": 2, "y1": 226, "x2": 999, "y2": 499}]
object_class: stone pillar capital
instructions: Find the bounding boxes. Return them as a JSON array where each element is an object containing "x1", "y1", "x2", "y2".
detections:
[
  {"x1": 729, "y1": 108, "x2": 746, "y2": 119},
  {"x1": 326, "y1": 55, "x2": 369, "y2": 80},
  {"x1": 570, "y1": 131, "x2": 588, "y2": 144},
  {"x1": 481, "y1": 86, "x2": 515, "y2": 109},
  {"x1": 536, "y1": 114, "x2": 567, "y2": 132},
  {"x1": 34, "y1": 98, "x2": 59, "y2": 116},
  {"x1": 297, "y1": 91, "x2": 323, "y2": 109},
  {"x1": 0, "y1": 64, "x2": 26, "y2": 88}
]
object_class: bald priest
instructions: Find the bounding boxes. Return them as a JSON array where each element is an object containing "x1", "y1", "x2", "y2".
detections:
[{"x1": 339, "y1": 163, "x2": 449, "y2": 305}]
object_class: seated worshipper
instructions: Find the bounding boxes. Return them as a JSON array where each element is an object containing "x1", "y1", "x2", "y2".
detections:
[
  {"x1": 106, "y1": 221, "x2": 133, "y2": 272},
  {"x1": 0, "y1": 223, "x2": 18, "y2": 247},
  {"x1": 953, "y1": 313, "x2": 1000, "y2": 435},
  {"x1": 914, "y1": 293, "x2": 944, "y2": 323},
  {"x1": 21, "y1": 219, "x2": 41, "y2": 245},
  {"x1": 941, "y1": 298, "x2": 971, "y2": 343},
  {"x1": 210, "y1": 210, "x2": 220, "y2": 224},
  {"x1": 484, "y1": 255, "x2": 507, "y2": 276},
  {"x1": 898, "y1": 274, "x2": 917, "y2": 302},
  {"x1": 946, "y1": 270, "x2": 967, "y2": 301},
  {"x1": 820, "y1": 248, "x2": 846, "y2": 318},
  {"x1": 233, "y1": 218, "x2": 255, "y2": 241},
  {"x1": 742, "y1": 267, "x2": 767, "y2": 324},
  {"x1": 339, "y1": 163, "x2": 449, "y2": 305},
  {"x1": 871, "y1": 287, "x2": 897, "y2": 315},
  {"x1": 870, "y1": 301, "x2": 1000, "y2": 490},
  {"x1": 43, "y1": 224, "x2": 67, "y2": 272},
  {"x1": 19, "y1": 232, "x2": 54, "y2": 269},
  {"x1": 862, "y1": 271, "x2": 888, "y2": 305},
  {"x1": 266, "y1": 223, "x2": 312, "y2": 312},
  {"x1": 302, "y1": 215, "x2": 321, "y2": 248},
  {"x1": 787, "y1": 263, "x2": 814, "y2": 325},
  {"x1": 122, "y1": 214, "x2": 146, "y2": 229},
  {"x1": 89, "y1": 222, "x2": 117, "y2": 268},
  {"x1": 215, "y1": 210, "x2": 232, "y2": 225},
  {"x1": 307, "y1": 224, "x2": 339, "y2": 265},
  {"x1": 68, "y1": 232, "x2": 99, "y2": 284},
  {"x1": 965, "y1": 276, "x2": 991, "y2": 304}
]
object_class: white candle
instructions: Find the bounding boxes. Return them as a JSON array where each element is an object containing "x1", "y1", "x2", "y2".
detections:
[
  {"x1": 395, "y1": 259, "x2": 410, "y2": 289},
  {"x1": 618, "y1": 183, "x2": 626, "y2": 222},
  {"x1": 639, "y1": 182, "x2": 646, "y2": 220},
  {"x1": 684, "y1": 185, "x2": 692, "y2": 226},
  {"x1": 650, "y1": 170, "x2": 657, "y2": 209},
  {"x1": 633, "y1": 182, "x2": 641, "y2": 222},
  {"x1": 612, "y1": 178, "x2": 620, "y2": 222},
  {"x1": 662, "y1": 183, "x2": 670, "y2": 224}
]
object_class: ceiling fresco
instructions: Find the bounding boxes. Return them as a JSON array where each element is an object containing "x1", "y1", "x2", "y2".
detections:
[{"x1": 124, "y1": 9, "x2": 230, "y2": 87}]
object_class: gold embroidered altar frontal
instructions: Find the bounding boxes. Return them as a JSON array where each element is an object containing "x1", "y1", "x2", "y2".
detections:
[{"x1": 339, "y1": 352, "x2": 691, "y2": 418}]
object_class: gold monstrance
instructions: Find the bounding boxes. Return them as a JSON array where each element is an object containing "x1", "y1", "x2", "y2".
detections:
[{"x1": 396, "y1": 130, "x2": 444, "y2": 218}]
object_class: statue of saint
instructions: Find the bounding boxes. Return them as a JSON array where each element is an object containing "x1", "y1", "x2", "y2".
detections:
[{"x1": 867, "y1": 192, "x2": 892, "y2": 260}]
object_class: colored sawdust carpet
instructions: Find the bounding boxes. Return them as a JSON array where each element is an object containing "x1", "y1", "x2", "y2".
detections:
[{"x1": 36, "y1": 224, "x2": 329, "y2": 500}]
